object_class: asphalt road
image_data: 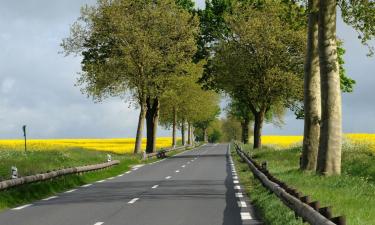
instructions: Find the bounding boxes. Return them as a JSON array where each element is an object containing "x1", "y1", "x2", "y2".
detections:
[{"x1": 0, "y1": 144, "x2": 263, "y2": 225}]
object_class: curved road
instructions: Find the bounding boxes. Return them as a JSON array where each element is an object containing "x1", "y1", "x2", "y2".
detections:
[{"x1": 0, "y1": 144, "x2": 262, "y2": 225}]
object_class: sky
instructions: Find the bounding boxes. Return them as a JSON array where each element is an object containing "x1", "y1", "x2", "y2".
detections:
[{"x1": 0, "y1": 0, "x2": 374, "y2": 139}]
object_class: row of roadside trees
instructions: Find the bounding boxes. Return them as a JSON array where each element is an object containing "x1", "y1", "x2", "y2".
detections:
[
  {"x1": 198, "y1": 0, "x2": 374, "y2": 176},
  {"x1": 62, "y1": 0, "x2": 220, "y2": 154}
]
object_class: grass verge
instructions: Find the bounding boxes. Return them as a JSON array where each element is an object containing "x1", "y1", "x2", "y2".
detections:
[
  {"x1": 0, "y1": 144, "x2": 195, "y2": 211},
  {"x1": 240, "y1": 144, "x2": 375, "y2": 225},
  {"x1": 231, "y1": 146, "x2": 304, "y2": 225}
]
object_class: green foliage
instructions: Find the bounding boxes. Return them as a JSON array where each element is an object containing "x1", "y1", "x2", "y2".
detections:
[
  {"x1": 62, "y1": 0, "x2": 199, "y2": 103},
  {"x1": 340, "y1": 0, "x2": 375, "y2": 56},
  {"x1": 208, "y1": 129, "x2": 222, "y2": 143},
  {"x1": 221, "y1": 116, "x2": 242, "y2": 141},
  {"x1": 208, "y1": 2, "x2": 305, "y2": 116},
  {"x1": 337, "y1": 40, "x2": 356, "y2": 93},
  {"x1": 176, "y1": 0, "x2": 195, "y2": 11}
]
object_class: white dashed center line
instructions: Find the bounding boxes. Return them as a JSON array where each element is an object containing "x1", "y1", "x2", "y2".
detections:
[
  {"x1": 235, "y1": 193, "x2": 243, "y2": 198},
  {"x1": 152, "y1": 185, "x2": 159, "y2": 189},
  {"x1": 94, "y1": 222, "x2": 104, "y2": 225},
  {"x1": 82, "y1": 184, "x2": 92, "y2": 188},
  {"x1": 175, "y1": 170, "x2": 180, "y2": 173},
  {"x1": 241, "y1": 212, "x2": 253, "y2": 220},
  {"x1": 43, "y1": 196, "x2": 57, "y2": 201},
  {"x1": 12, "y1": 204, "x2": 32, "y2": 210},
  {"x1": 238, "y1": 201, "x2": 247, "y2": 207},
  {"x1": 65, "y1": 189, "x2": 77, "y2": 193},
  {"x1": 181, "y1": 165, "x2": 186, "y2": 168},
  {"x1": 128, "y1": 198, "x2": 139, "y2": 204},
  {"x1": 165, "y1": 176, "x2": 172, "y2": 179}
]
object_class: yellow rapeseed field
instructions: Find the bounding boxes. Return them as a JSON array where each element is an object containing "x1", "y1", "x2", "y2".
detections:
[
  {"x1": 345, "y1": 133, "x2": 375, "y2": 151},
  {"x1": 0, "y1": 137, "x2": 176, "y2": 154},
  {"x1": 262, "y1": 136, "x2": 303, "y2": 148},
  {"x1": 260, "y1": 134, "x2": 375, "y2": 149}
]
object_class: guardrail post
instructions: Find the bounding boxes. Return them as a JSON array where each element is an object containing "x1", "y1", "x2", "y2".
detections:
[
  {"x1": 308, "y1": 201, "x2": 320, "y2": 211},
  {"x1": 261, "y1": 161, "x2": 268, "y2": 171},
  {"x1": 319, "y1": 206, "x2": 332, "y2": 219},
  {"x1": 300, "y1": 195, "x2": 311, "y2": 204},
  {"x1": 331, "y1": 216, "x2": 346, "y2": 225}
]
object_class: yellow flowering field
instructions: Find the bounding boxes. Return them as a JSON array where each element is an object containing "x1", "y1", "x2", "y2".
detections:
[
  {"x1": 0, "y1": 137, "x2": 176, "y2": 154},
  {"x1": 261, "y1": 134, "x2": 375, "y2": 149},
  {"x1": 262, "y1": 136, "x2": 303, "y2": 148},
  {"x1": 345, "y1": 134, "x2": 375, "y2": 150}
]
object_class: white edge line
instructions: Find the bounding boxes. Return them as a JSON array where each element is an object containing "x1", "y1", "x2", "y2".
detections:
[
  {"x1": 43, "y1": 196, "x2": 58, "y2": 201},
  {"x1": 94, "y1": 222, "x2": 104, "y2": 225},
  {"x1": 65, "y1": 189, "x2": 77, "y2": 193},
  {"x1": 12, "y1": 204, "x2": 32, "y2": 210},
  {"x1": 82, "y1": 184, "x2": 92, "y2": 188},
  {"x1": 128, "y1": 198, "x2": 139, "y2": 204}
]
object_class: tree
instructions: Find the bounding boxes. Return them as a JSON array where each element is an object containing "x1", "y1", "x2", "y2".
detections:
[
  {"x1": 62, "y1": 0, "x2": 199, "y2": 153},
  {"x1": 207, "y1": 3, "x2": 305, "y2": 149},
  {"x1": 316, "y1": 0, "x2": 342, "y2": 175},
  {"x1": 301, "y1": 0, "x2": 373, "y2": 175},
  {"x1": 225, "y1": 99, "x2": 253, "y2": 144},
  {"x1": 301, "y1": 0, "x2": 321, "y2": 171},
  {"x1": 221, "y1": 116, "x2": 242, "y2": 142},
  {"x1": 159, "y1": 62, "x2": 220, "y2": 145}
]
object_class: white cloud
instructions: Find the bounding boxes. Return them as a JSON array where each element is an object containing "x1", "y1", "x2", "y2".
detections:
[{"x1": 1, "y1": 78, "x2": 15, "y2": 94}]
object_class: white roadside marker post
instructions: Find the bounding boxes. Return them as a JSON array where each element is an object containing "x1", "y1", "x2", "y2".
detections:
[{"x1": 11, "y1": 166, "x2": 18, "y2": 179}]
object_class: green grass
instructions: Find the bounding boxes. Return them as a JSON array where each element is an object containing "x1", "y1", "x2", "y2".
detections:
[
  {"x1": 0, "y1": 148, "x2": 124, "y2": 180},
  {"x1": 0, "y1": 144, "x2": 194, "y2": 211},
  {"x1": 231, "y1": 148, "x2": 304, "y2": 225},
  {"x1": 238, "y1": 144, "x2": 375, "y2": 225}
]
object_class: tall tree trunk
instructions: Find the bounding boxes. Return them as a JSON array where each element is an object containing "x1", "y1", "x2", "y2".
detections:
[
  {"x1": 172, "y1": 107, "x2": 177, "y2": 148},
  {"x1": 134, "y1": 101, "x2": 146, "y2": 154},
  {"x1": 253, "y1": 111, "x2": 265, "y2": 149},
  {"x1": 301, "y1": 0, "x2": 321, "y2": 171},
  {"x1": 203, "y1": 127, "x2": 208, "y2": 143},
  {"x1": 181, "y1": 120, "x2": 186, "y2": 146},
  {"x1": 241, "y1": 117, "x2": 250, "y2": 144},
  {"x1": 317, "y1": 0, "x2": 342, "y2": 175},
  {"x1": 191, "y1": 126, "x2": 195, "y2": 144},
  {"x1": 146, "y1": 97, "x2": 160, "y2": 154},
  {"x1": 187, "y1": 122, "x2": 192, "y2": 145}
]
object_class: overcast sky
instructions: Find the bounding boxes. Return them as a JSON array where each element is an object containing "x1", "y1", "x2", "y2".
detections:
[{"x1": 0, "y1": 0, "x2": 374, "y2": 139}]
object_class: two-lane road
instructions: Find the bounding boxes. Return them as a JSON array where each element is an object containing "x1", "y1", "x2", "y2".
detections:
[{"x1": 0, "y1": 144, "x2": 262, "y2": 225}]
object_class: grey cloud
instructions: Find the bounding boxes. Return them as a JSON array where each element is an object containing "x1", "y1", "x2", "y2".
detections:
[{"x1": 0, "y1": 0, "x2": 374, "y2": 140}]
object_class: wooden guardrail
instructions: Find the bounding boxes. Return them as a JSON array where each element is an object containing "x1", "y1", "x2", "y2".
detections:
[
  {"x1": 234, "y1": 143, "x2": 346, "y2": 225},
  {"x1": 0, "y1": 160, "x2": 120, "y2": 191}
]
